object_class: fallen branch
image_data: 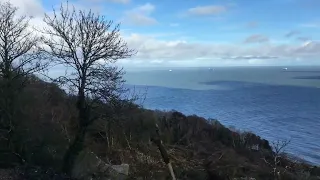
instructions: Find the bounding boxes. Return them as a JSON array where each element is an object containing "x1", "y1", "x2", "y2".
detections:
[{"x1": 151, "y1": 123, "x2": 176, "y2": 180}]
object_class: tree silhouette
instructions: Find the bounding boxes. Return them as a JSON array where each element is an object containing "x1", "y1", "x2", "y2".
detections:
[
  {"x1": 0, "y1": 2, "x2": 45, "y2": 163},
  {"x1": 42, "y1": 3, "x2": 135, "y2": 174}
]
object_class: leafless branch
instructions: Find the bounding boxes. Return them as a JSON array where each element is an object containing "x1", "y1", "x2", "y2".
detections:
[
  {"x1": 0, "y1": 2, "x2": 47, "y2": 157},
  {"x1": 262, "y1": 139, "x2": 291, "y2": 178},
  {"x1": 0, "y1": 2, "x2": 47, "y2": 79},
  {"x1": 41, "y1": 2, "x2": 136, "y2": 173}
]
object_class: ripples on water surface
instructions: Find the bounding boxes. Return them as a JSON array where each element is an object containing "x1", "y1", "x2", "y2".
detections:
[{"x1": 124, "y1": 66, "x2": 320, "y2": 165}]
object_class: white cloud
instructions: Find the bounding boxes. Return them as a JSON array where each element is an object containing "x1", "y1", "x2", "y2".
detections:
[
  {"x1": 0, "y1": 0, "x2": 48, "y2": 34},
  {"x1": 6, "y1": 0, "x2": 104, "y2": 30},
  {"x1": 3, "y1": 0, "x2": 44, "y2": 17},
  {"x1": 120, "y1": 33, "x2": 320, "y2": 67},
  {"x1": 295, "y1": 40, "x2": 320, "y2": 54},
  {"x1": 122, "y1": 3, "x2": 157, "y2": 26},
  {"x1": 4, "y1": 0, "x2": 318, "y2": 67},
  {"x1": 188, "y1": 5, "x2": 226, "y2": 16},
  {"x1": 244, "y1": 34, "x2": 269, "y2": 43}
]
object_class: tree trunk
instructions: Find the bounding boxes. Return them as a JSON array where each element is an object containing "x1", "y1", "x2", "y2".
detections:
[
  {"x1": 108, "y1": 118, "x2": 112, "y2": 149},
  {"x1": 63, "y1": 85, "x2": 88, "y2": 174},
  {"x1": 62, "y1": 126, "x2": 87, "y2": 174}
]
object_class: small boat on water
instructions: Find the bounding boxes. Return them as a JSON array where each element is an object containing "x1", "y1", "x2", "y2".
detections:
[{"x1": 283, "y1": 67, "x2": 288, "y2": 70}]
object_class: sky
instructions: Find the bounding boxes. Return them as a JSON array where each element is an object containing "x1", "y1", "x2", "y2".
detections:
[{"x1": 4, "y1": 0, "x2": 320, "y2": 68}]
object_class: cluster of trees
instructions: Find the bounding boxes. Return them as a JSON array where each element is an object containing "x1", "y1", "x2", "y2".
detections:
[{"x1": 0, "y1": 1, "x2": 134, "y2": 176}]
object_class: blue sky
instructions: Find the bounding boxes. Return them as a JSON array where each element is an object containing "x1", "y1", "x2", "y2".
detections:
[{"x1": 10, "y1": 0, "x2": 320, "y2": 67}]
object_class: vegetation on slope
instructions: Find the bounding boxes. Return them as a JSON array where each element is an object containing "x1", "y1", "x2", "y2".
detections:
[{"x1": 0, "y1": 76, "x2": 318, "y2": 179}]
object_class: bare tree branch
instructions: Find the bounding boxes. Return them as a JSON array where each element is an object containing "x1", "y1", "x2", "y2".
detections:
[
  {"x1": 0, "y1": 2, "x2": 47, "y2": 80},
  {"x1": 0, "y1": 2, "x2": 47, "y2": 162},
  {"x1": 41, "y1": 2, "x2": 135, "y2": 174},
  {"x1": 262, "y1": 139, "x2": 291, "y2": 179}
]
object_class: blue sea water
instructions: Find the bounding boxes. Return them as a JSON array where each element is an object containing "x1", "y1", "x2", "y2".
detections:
[{"x1": 124, "y1": 66, "x2": 320, "y2": 165}]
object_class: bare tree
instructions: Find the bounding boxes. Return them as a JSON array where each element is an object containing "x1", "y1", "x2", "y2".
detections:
[
  {"x1": 262, "y1": 139, "x2": 292, "y2": 179},
  {"x1": 0, "y1": 1, "x2": 45, "y2": 162},
  {"x1": 42, "y1": 3, "x2": 135, "y2": 174},
  {"x1": 92, "y1": 75, "x2": 141, "y2": 150}
]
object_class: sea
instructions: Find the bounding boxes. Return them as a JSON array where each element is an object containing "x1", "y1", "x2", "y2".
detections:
[{"x1": 123, "y1": 66, "x2": 320, "y2": 165}]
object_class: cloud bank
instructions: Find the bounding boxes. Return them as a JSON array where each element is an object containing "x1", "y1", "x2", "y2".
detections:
[
  {"x1": 4, "y1": 0, "x2": 320, "y2": 68},
  {"x1": 121, "y1": 33, "x2": 320, "y2": 67}
]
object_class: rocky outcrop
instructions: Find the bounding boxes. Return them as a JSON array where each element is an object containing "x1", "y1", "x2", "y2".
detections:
[{"x1": 72, "y1": 150, "x2": 129, "y2": 180}]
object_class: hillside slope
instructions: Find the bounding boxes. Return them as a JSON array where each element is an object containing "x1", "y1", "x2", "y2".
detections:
[{"x1": 0, "y1": 77, "x2": 319, "y2": 180}]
